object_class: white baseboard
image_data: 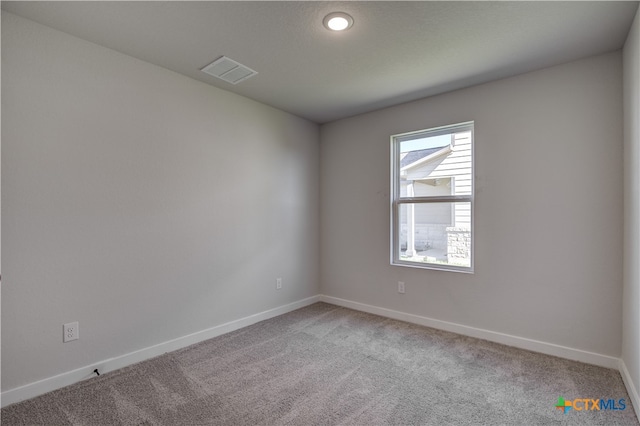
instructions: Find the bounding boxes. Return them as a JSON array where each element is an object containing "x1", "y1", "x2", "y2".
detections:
[
  {"x1": 620, "y1": 358, "x2": 640, "y2": 419},
  {"x1": 1, "y1": 295, "x2": 321, "y2": 408},
  {"x1": 320, "y1": 295, "x2": 621, "y2": 369}
]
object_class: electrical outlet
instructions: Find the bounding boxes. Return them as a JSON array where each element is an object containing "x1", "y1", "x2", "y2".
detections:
[
  {"x1": 63, "y1": 322, "x2": 79, "y2": 343},
  {"x1": 398, "y1": 281, "x2": 405, "y2": 294},
  {"x1": 276, "y1": 278, "x2": 282, "y2": 290}
]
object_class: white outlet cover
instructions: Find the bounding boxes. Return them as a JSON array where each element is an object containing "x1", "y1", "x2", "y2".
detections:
[{"x1": 63, "y1": 321, "x2": 79, "y2": 343}]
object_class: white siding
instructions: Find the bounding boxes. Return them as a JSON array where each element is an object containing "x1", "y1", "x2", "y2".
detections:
[{"x1": 403, "y1": 131, "x2": 472, "y2": 228}]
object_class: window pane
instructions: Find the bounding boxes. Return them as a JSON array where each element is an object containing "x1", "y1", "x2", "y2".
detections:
[
  {"x1": 399, "y1": 130, "x2": 472, "y2": 198},
  {"x1": 398, "y1": 202, "x2": 471, "y2": 268}
]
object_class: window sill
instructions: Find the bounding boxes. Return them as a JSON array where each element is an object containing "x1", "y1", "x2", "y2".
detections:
[{"x1": 391, "y1": 260, "x2": 474, "y2": 274}]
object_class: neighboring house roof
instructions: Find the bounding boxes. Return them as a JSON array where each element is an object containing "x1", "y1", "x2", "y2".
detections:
[{"x1": 400, "y1": 146, "x2": 449, "y2": 169}]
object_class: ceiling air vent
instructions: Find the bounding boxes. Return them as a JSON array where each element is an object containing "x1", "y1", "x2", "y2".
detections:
[{"x1": 201, "y1": 56, "x2": 258, "y2": 85}]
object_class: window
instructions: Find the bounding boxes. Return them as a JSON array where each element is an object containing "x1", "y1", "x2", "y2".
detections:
[{"x1": 391, "y1": 122, "x2": 474, "y2": 272}]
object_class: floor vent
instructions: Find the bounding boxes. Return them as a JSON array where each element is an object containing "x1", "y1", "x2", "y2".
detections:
[{"x1": 201, "y1": 56, "x2": 258, "y2": 84}]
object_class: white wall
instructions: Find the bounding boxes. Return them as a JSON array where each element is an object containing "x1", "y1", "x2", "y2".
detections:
[
  {"x1": 1, "y1": 12, "x2": 319, "y2": 392},
  {"x1": 623, "y1": 6, "x2": 640, "y2": 412},
  {"x1": 320, "y1": 52, "x2": 623, "y2": 357}
]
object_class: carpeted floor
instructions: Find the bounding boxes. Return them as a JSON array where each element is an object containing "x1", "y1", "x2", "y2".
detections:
[{"x1": 2, "y1": 302, "x2": 638, "y2": 425}]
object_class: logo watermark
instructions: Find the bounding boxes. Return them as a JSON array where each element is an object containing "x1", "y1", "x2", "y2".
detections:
[{"x1": 555, "y1": 396, "x2": 626, "y2": 414}]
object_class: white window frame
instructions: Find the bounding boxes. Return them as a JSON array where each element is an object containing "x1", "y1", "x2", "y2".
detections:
[{"x1": 390, "y1": 121, "x2": 474, "y2": 273}]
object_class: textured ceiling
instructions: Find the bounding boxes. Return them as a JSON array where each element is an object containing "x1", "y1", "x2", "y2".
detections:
[{"x1": 2, "y1": 1, "x2": 638, "y2": 123}]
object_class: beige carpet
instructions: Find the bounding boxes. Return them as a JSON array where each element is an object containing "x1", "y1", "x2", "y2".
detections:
[{"x1": 2, "y1": 302, "x2": 638, "y2": 425}]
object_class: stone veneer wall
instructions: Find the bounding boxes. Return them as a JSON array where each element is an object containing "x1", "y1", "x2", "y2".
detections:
[{"x1": 447, "y1": 227, "x2": 471, "y2": 261}]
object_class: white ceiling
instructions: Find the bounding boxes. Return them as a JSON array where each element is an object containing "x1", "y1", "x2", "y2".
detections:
[{"x1": 3, "y1": 1, "x2": 638, "y2": 123}]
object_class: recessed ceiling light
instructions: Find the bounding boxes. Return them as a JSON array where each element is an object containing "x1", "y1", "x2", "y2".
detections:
[{"x1": 323, "y1": 12, "x2": 354, "y2": 31}]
